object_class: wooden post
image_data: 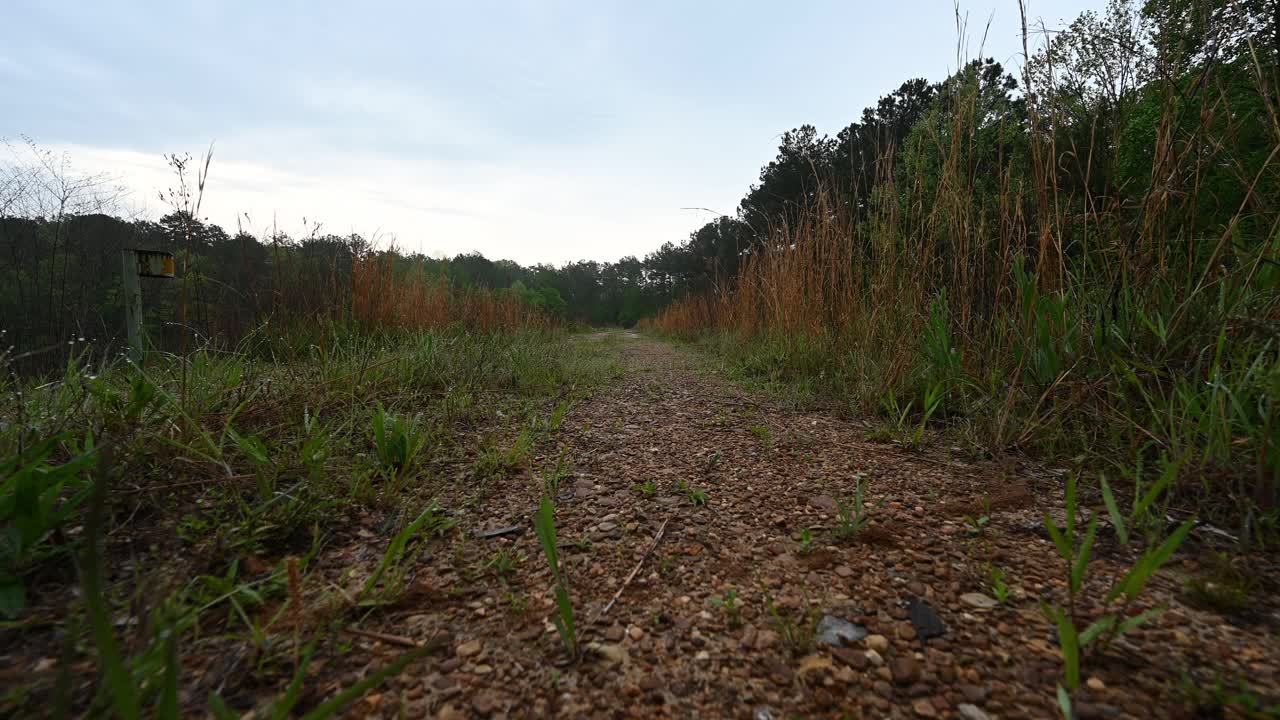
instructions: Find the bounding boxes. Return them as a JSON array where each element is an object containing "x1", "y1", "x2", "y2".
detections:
[{"x1": 121, "y1": 249, "x2": 143, "y2": 364}]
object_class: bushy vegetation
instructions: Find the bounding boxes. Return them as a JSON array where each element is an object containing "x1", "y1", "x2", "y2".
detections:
[{"x1": 645, "y1": 0, "x2": 1278, "y2": 541}]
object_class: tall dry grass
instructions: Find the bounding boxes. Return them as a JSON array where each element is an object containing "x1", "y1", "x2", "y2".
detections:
[
  {"x1": 645, "y1": 27, "x2": 1280, "y2": 533},
  {"x1": 352, "y1": 250, "x2": 551, "y2": 333}
]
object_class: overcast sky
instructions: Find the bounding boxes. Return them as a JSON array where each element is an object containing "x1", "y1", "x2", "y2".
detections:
[{"x1": 3, "y1": 0, "x2": 1098, "y2": 265}]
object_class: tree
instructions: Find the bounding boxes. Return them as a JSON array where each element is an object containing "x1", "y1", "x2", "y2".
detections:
[
  {"x1": 738, "y1": 125, "x2": 836, "y2": 237},
  {"x1": 833, "y1": 78, "x2": 938, "y2": 215}
]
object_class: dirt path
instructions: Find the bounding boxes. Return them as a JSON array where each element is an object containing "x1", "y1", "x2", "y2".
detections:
[{"x1": 369, "y1": 332, "x2": 1277, "y2": 719}]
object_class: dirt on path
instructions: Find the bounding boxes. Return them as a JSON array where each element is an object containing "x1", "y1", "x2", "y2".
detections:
[{"x1": 357, "y1": 331, "x2": 1278, "y2": 719}]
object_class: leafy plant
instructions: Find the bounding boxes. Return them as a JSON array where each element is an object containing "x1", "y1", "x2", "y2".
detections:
[
  {"x1": 0, "y1": 433, "x2": 97, "y2": 616},
  {"x1": 548, "y1": 399, "x2": 571, "y2": 431},
  {"x1": 361, "y1": 500, "x2": 456, "y2": 603},
  {"x1": 987, "y1": 566, "x2": 1011, "y2": 604},
  {"x1": 534, "y1": 496, "x2": 577, "y2": 658},
  {"x1": 371, "y1": 404, "x2": 426, "y2": 481},
  {"x1": 763, "y1": 592, "x2": 818, "y2": 657},
  {"x1": 633, "y1": 479, "x2": 657, "y2": 498},
  {"x1": 687, "y1": 488, "x2": 709, "y2": 507},
  {"x1": 1184, "y1": 553, "x2": 1254, "y2": 614},
  {"x1": 542, "y1": 448, "x2": 572, "y2": 498},
  {"x1": 920, "y1": 289, "x2": 963, "y2": 385},
  {"x1": 704, "y1": 450, "x2": 722, "y2": 469},
  {"x1": 477, "y1": 429, "x2": 534, "y2": 480},
  {"x1": 749, "y1": 423, "x2": 773, "y2": 444},
  {"x1": 964, "y1": 514, "x2": 990, "y2": 536},
  {"x1": 709, "y1": 588, "x2": 742, "y2": 628},
  {"x1": 798, "y1": 527, "x2": 813, "y2": 554},
  {"x1": 1099, "y1": 456, "x2": 1183, "y2": 548},
  {"x1": 833, "y1": 477, "x2": 880, "y2": 541},
  {"x1": 1042, "y1": 472, "x2": 1193, "y2": 710},
  {"x1": 487, "y1": 548, "x2": 522, "y2": 581}
]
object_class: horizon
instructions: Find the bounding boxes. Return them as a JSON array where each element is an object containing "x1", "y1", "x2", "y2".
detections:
[{"x1": 4, "y1": 0, "x2": 1098, "y2": 267}]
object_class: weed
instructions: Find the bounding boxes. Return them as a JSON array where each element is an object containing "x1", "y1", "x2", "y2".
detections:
[
  {"x1": 878, "y1": 384, "x2": 944, "y2": 448},
  {"x1": 0, "y1": 433, "x2": 97, "y2": 616},
  {"x1": 487, "y1": 548, "x2": 522, "y2": 581},
  {"x1": 763, "y1": 592, "x2": 818, "y2": 657},
  {"x1": 371, "y1": 404, "x2": 426, "y2": 483},
  {"x1": 533, "y1": 496, "x2": 577, "y2": 658},
  {"x1": 633, "y1": 479, "x2": 657, "y2": 498},
  {"x1": 1042, "y1": 472, "x2": 1193, "y2": 711},
  {"x1": 749, "y1": 423, "x2": 773, "y2": 444},
  {"x1": 361, "y1": 500, "x2": 456, "y2": 604},
  {"x1": 548, "y1": 399, "x2": 571, "y2": 431},
  {"x1": 542, "y1": 448, "x2": 572, "y2": 498},
  {"x1": 477, "y1": 429, "x2": 535, "y2": 481},
  {"x1": 963, "y1": 514, "x2": 990, "y2": 536},
  {"x1": 1177, "y1": 671, "x2": 1280, "y2": 718},
  {"x1": 833, "y1": 476, "x2": 880, "y2": 541},
  {"x1": 709, "y1": 588, "x2": 742, "y2": 628},
  {"x1": 987, "y1": 566, "x2": 1011, "y2": 604},
  {"x1": 798, "y1": 528, "x2": 813, "y2": 554},
  {"x1": 688, "y1": 488, "x2": 709, "y2": 507}
]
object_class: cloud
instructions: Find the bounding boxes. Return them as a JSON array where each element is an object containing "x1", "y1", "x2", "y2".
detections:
[{"x1": 50, "y1": 140, "x2": 706, "y2": 266}]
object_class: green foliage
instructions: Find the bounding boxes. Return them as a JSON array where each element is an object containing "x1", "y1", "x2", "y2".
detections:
[
  {"x1": 487, "y1": 548, "x2": 522, "y2": 581},
  {"x1": 749, "y1": 423, "x2": 773, "y2": 444},
  {"x1": 920, "y1": 289, "x2": 962, "y2": 385},
  {"x1": 963, "y1": 514, "x2": 990, "y2": 536},
  {"x1": 673, "y1": 479, "x2": 708, "y2": 506},
  {"x1": 0, "y1": 321, "x2": 613, "y2": 715},
  {"x1": 1011, "y1": 255, "x2": 1081, "y2": 388},
  {"x1": 833, "y1": 477, "x2": 880, "y2": 541},
  {"x1": 542, "y1": 448, "x2": 572, "y2": 498},
  {"x1": 371, "y1": 404, "x2": 426, "y2": 481},
  {"x1": 877, "y1": 382, "x2": 944, "y2": 448},
  {"x1": 361, "y1": 500, "x2": 456, "y2": 603},
  {"x1": 1184, "y1": 553, "x2": 1254, "y2": 614},
  {"x1": 987, "y1": 566, "x2": 1011, "y2": 604},
  {"x1": 633, "y1": 479, "x2": 657, "y2": 498},
  {"x1": 763, "y1": 592, "x2": 818, "y2": 657},
  {"x1": 709, "y1": 588, "x2": 742, "y2": 628},
  {"x1": 1041, "y1": 472, "x2": 1193, "y2": 696},
  {"x1": 0, "y1": 434, "x2": 97, "y2": 616},
  {"x1": 797, "y1": 527, "x2": 813, "y2": 554},
  {"x1": 477, "y1": 429, "x2": 533, "y2": 480},
  {"x1": 533, "y1": 496, "x2": 576, "y2": 658},
  {"x1": 1177, "y1": 671, "x2": 1280, "y2": 719}
]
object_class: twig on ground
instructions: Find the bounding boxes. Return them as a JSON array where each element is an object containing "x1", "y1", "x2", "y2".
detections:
[
  {"x1": 341, "y1": 626, "x2": 437, "y2": 650},
  {"x1": 599, "y1": 516, "x2": 671, "y2": 618}
]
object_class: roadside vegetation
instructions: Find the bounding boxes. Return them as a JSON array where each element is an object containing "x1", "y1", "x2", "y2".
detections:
[
  {"x1": 1, "y1": 0, "x2": 1277, "y2": 716},
  {"x1": 639, "y1": 2, "x2": 1278, "y2": 710},
  {"x1": 1, "y1": 284, "x2": 617, "y2": 716},
  {"x1": 646, "y1": 1, "x2": 1277, "y2": 544}
]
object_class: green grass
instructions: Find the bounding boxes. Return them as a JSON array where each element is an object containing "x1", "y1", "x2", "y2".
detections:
[{"x1": 0, "y1": 322, "x2": 615, "y2": 716}]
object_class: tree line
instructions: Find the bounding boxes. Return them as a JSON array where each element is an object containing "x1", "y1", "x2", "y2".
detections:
[{"x1": 3, "y1": 0, "x2": 1276, "y2": 369}]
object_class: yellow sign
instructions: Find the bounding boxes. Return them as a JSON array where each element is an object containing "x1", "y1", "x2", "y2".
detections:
[{"x1": 136, "y1": 250, "x2": 176, "y2": 278}]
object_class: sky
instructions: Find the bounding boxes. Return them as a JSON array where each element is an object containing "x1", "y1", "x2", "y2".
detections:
[{"x1": 2, "y1": 0, "x2": 1100, "y2": 266}]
